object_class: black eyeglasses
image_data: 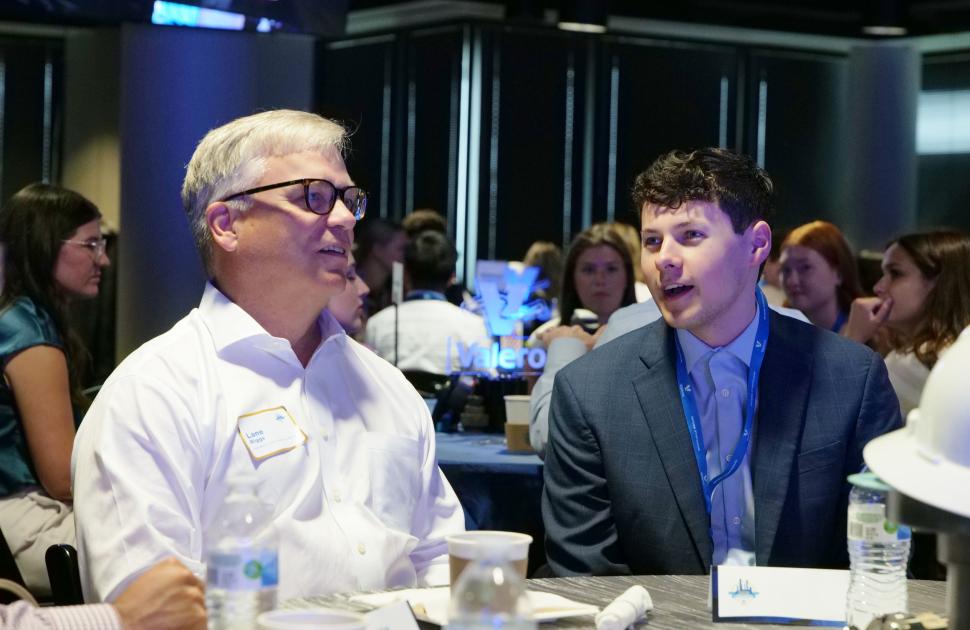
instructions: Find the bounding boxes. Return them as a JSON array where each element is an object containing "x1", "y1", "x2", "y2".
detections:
[{"x1": 221, "y1": 178, "x2": 367, "y2": 220}]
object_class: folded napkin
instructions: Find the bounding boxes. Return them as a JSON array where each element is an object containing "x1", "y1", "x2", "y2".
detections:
[{"x1": 594, "y1": 585, "x2": 653, "y2": 630}]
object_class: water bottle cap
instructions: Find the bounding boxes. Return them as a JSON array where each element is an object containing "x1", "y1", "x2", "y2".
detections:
[{"x1": 847, "y1": 471, "x2": 891, "y2": 492}]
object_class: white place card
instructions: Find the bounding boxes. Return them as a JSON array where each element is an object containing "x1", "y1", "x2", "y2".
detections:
[
  {"x1": 366, "y1": 600, "x2": 420, "y2": 630},
  {"x1": 712, "y1": 565, "x2": 849, "y2": 626}
]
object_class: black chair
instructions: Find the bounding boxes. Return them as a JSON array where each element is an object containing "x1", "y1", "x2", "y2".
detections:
[
  {"x1": 0, "y1": 528, "x2": 27, "y2": 605},
  {"x1": 401, "y1": 370, "x2": 451, "y2": 398},
  {"x1": 45, "y1": 544, "x2": 84, "y2": 605}
]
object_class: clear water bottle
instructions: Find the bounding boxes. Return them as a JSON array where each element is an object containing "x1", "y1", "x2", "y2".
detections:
[
  {"x1": 447, "y1": 542, "x2": 537, "y2": 630},
  {"x1": 205, "y1": 476, "x2": 279, "y2": 630},
  {"x1": 845, "y1": 472, "x2": 911, "y2": 630}
]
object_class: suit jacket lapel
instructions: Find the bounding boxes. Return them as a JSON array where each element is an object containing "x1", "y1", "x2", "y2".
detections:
[
  {"x1": 632, "y1": 322, "x2": 713, "y2": 570},
  {"x1": 753, "y1": 313, "x2": 812, "y2": 563}
]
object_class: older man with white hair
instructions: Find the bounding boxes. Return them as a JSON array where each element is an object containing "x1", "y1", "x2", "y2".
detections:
[{"x1": 72, "y1": 110, "x2": 464, "y2": 602}]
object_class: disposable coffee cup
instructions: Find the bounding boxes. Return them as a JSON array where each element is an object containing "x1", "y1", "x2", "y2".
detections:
[
  {"x1": 503, "y1": 395, "x2": 534, "y2": 453},
  {"x1": 446, "y1": 530, "x2": 532, "y2": 584},
  {"x1": 257, "y1": 608, "x2": 365, "y2": 630}
]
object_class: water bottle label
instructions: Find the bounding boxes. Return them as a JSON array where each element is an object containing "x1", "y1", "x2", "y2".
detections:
[
  {"x1": 207, "y1": 548, "x2": 279, "y2": 591},
  {"x1": 847, "y1": 504, "x2": 906, "y2": 543}
]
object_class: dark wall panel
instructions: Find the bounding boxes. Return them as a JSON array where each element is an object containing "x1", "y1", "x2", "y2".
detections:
[
  {"x1": 746, "y1": 50, "x2": 848, "y2": 234},
  {"x1": 479, "y1": 26, "x2": 585, "y2": 261},
  {"x1": 0, "y1": 37, "x2": 63, "y2": 201},
  {"x1": 602, "y1": 38, "x2": 737, "y2": 224},
  {"x1": 318, "y1": 36, "x2": 395, "y2": 218},
  {"x1": 918, "y1": 53, "x2": 970, "y2": 232},
  {"x1": 407, "y1": 26, "x2": 463, "y2": 229}
]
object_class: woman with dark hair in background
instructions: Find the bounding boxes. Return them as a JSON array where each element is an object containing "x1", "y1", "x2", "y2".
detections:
[
  {"x1": 356, "y1": 217, "x2": 406, "y2": 316},
  {"x1": 0, "y1": 183, "x2": 109, "y2": 595},
  {"x1": 531, "y1": 223, "x2": 637, "y2": 342},
  {"x1": 779, "y1": 220, "x2": 863, "y2": 333},
  {"x1": 844, "y1": 230, "x2": 970, "y2": 416}
]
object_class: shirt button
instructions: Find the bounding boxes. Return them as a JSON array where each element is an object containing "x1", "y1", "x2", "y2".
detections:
[
  {"x1": 333, "y1": 491, "x2": 342, "y2": 503},
  {"x1": 721, "y1": 388, "x2": 730, "y2": 398},
  {"x1": 357, "y1": 543, "x2": 367, "y2": 555},
  {"x1": 732, "y1": 516, "x2": 741, "y2": 526},
  {"x1": 322, "y1": 434, "x2": 329, "y2": 441}
]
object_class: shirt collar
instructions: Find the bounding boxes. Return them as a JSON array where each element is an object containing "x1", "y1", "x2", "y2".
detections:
[
  {"x1": 199, "y1": 282, "x2": 345, "y2": 354},
  {"x1": 676, "y1": 306, "x2": 760, "y2": 374}
]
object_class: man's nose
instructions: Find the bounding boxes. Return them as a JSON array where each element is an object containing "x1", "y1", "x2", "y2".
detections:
[{"x1": 329, "y1": 199, "x2": 358, "y2": 231}]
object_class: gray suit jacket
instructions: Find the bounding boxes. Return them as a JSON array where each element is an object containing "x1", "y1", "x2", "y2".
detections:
[{"x1": 542, "y1": 311, "x2": 903, "y2": 575}]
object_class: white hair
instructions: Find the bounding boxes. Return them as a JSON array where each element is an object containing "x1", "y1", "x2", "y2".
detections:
[{"x1": 181, "y1": 109, "x2": 348, "y2": 273}]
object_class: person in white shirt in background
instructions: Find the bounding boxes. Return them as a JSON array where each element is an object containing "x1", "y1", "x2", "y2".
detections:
[
  {"x1": 365, "y1": 230, "x2": 492, "y2": 375},
  {"x1": 843, "y1": 230, "x2": 970, "y2": 416},
  {"x1": 71, "y1": 109, "x2": 464, "y2": 603}
]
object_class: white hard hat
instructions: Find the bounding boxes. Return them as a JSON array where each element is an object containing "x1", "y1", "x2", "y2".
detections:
[{"x1": 864, "y1": 326, "x2": 970, "y2": 519}]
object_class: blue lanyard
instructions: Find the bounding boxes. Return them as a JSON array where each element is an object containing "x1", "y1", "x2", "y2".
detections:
[
  {"x1": 404, "y1": 290, "x2": 447, "y2": 302},
  {"x1": 674, "y1": 288, "x2": 770, "y2": 515},
  {"x1": 831, "y1": 310, "x2": 847, "y2": 333}
]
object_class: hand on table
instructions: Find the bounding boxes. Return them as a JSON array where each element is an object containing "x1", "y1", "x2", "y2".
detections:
[
  {"x1": 843, "y1": 296, "x2": 893, "y2": 344},
  {"x1": 114, "y1": 557, "x2": 206, "y2": 630},
  {"x1": 538, "y1": 324, "x2": 605, "y2": 351}
]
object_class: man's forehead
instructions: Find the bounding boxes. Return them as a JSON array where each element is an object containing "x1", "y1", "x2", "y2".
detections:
[
  {"x1": 263, "y1": 150, "x2": 350, "y2": 180},
  {"x1": 640, "y1": 199, "x2": 725, "y2": 226}
]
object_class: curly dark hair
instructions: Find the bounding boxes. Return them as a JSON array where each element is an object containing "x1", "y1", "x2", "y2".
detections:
[
  {"x1": 631, "y1": 148, "x2": 774, "y2": 233},
  {"x1": 889, "y1": 230, "x2": 970, "y2": 368}
]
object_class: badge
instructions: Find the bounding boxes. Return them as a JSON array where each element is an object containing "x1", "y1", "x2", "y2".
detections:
[{"x1": 237, "y1": 406, "x2": 307, "y2": 460}]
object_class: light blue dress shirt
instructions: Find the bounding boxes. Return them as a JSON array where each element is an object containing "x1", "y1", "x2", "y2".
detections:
[{"x1": 676, "y1": 313, "x2": 759, "y2": 566}]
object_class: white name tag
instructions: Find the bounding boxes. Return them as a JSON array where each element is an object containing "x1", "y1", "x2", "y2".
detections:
[
  {"x1": 237, "y1": 406, "x2": 307, "y2": 461},
  {"x1": 712, "y1": 565, "x2": 849, "y2": 625}
]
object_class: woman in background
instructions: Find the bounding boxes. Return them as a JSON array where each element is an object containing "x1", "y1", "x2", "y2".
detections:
[
  {"x1": 328, "y1": 252, "x2": 371, "y2": 339},
  {"x1": 779, "y1": 220, "x2": 863, "y2": 333},
  {"x1": 530, "y1": 223, "x2": 637, "y2": 345},
  {"x1": 356, "y1": 218, "x2": 406, "y2": 315},
  {"x1": 844, "y1": 230, "x2": 970, "y2": 416},
  {"x1": 0, "y1": 183, "x2": 109, "y2": 595}
]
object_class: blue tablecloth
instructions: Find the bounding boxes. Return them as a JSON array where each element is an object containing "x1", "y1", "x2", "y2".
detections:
[
  {"x1": 434, "y1": 431, "x2": 547, "y2": 574},
  {"x1": 434, "y1": 432, "x2": 543, "y2": 475}
]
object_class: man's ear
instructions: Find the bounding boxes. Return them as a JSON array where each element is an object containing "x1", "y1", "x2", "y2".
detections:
[
  {"x1": 206, "y1": 202, "x2": 238, "y2": 253},
  {"x1": 749, "y1": 220, "x2": 772, "y2": 267}
]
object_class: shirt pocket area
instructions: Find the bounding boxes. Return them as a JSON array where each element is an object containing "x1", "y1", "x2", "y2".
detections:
[{"x1": 357, "y1": 432, "x2": 422, "y2": 533}]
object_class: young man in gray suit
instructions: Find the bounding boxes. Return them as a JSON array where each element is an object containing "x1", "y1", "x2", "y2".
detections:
[{"x1": 542, "y1": 148, "x2": 902, "y2": 575}]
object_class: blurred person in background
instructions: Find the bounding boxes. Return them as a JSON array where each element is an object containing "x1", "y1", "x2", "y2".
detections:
[
  {"x1": 327, "y1": 251, "x2": 370, "y2": 338},
  {"x1": 356, "y1": 217, "x2": 406, "y2": 314},
  {"x1": 844, "y1": 230, "x2": 970, "y2": 416},
  {"x1": 529, "y1": 223, "x2": 637, "y2": 346},
  {"x1": 366, "y1": 231, "x2": 491, "y2": 375},
  {"x1": 779, "y1": 220, "x2": 862, "y2": 334},
  {"x1": 402, "y1": 208, "x2": 447, "y2": 239},
  {"x1": 0, "y1": 183, "x2": 109, "y2": 596},
  {"x1": 610, "y1": 221, "x2": 651, "y2": 302},
  {"x1": 521, "y1": 240, "x2": 563, "y2": 336},
  {"x1": 758, "y1": 229, "x2": 788, "y2": 307}
]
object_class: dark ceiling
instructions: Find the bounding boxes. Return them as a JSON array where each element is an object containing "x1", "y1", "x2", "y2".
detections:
[
  {"x1": 349, "y1": 0, "x2": 970, "y2": 38},
  {"x1": 5, "y1": 0, "x2": 970, "y2": 38}
]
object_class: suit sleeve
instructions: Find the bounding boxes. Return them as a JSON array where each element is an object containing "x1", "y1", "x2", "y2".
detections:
[
  {"x1": 830, "y1": 350, "x2": 904, "y2": 564},
  {"x1": 849, "y1": 351, "x2": 904, "y2": 474},
  {"x1": 541, "y1": 368, "x2": 630, "y2": 576}
]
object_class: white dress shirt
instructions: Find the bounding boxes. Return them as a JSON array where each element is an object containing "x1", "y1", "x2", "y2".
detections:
[
  {"x1": 365, "y1": 297, "x2": 493, "y2": 375},
  {"x1": 72, "y1": 283, "x2": 465, "y2": 602}
]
